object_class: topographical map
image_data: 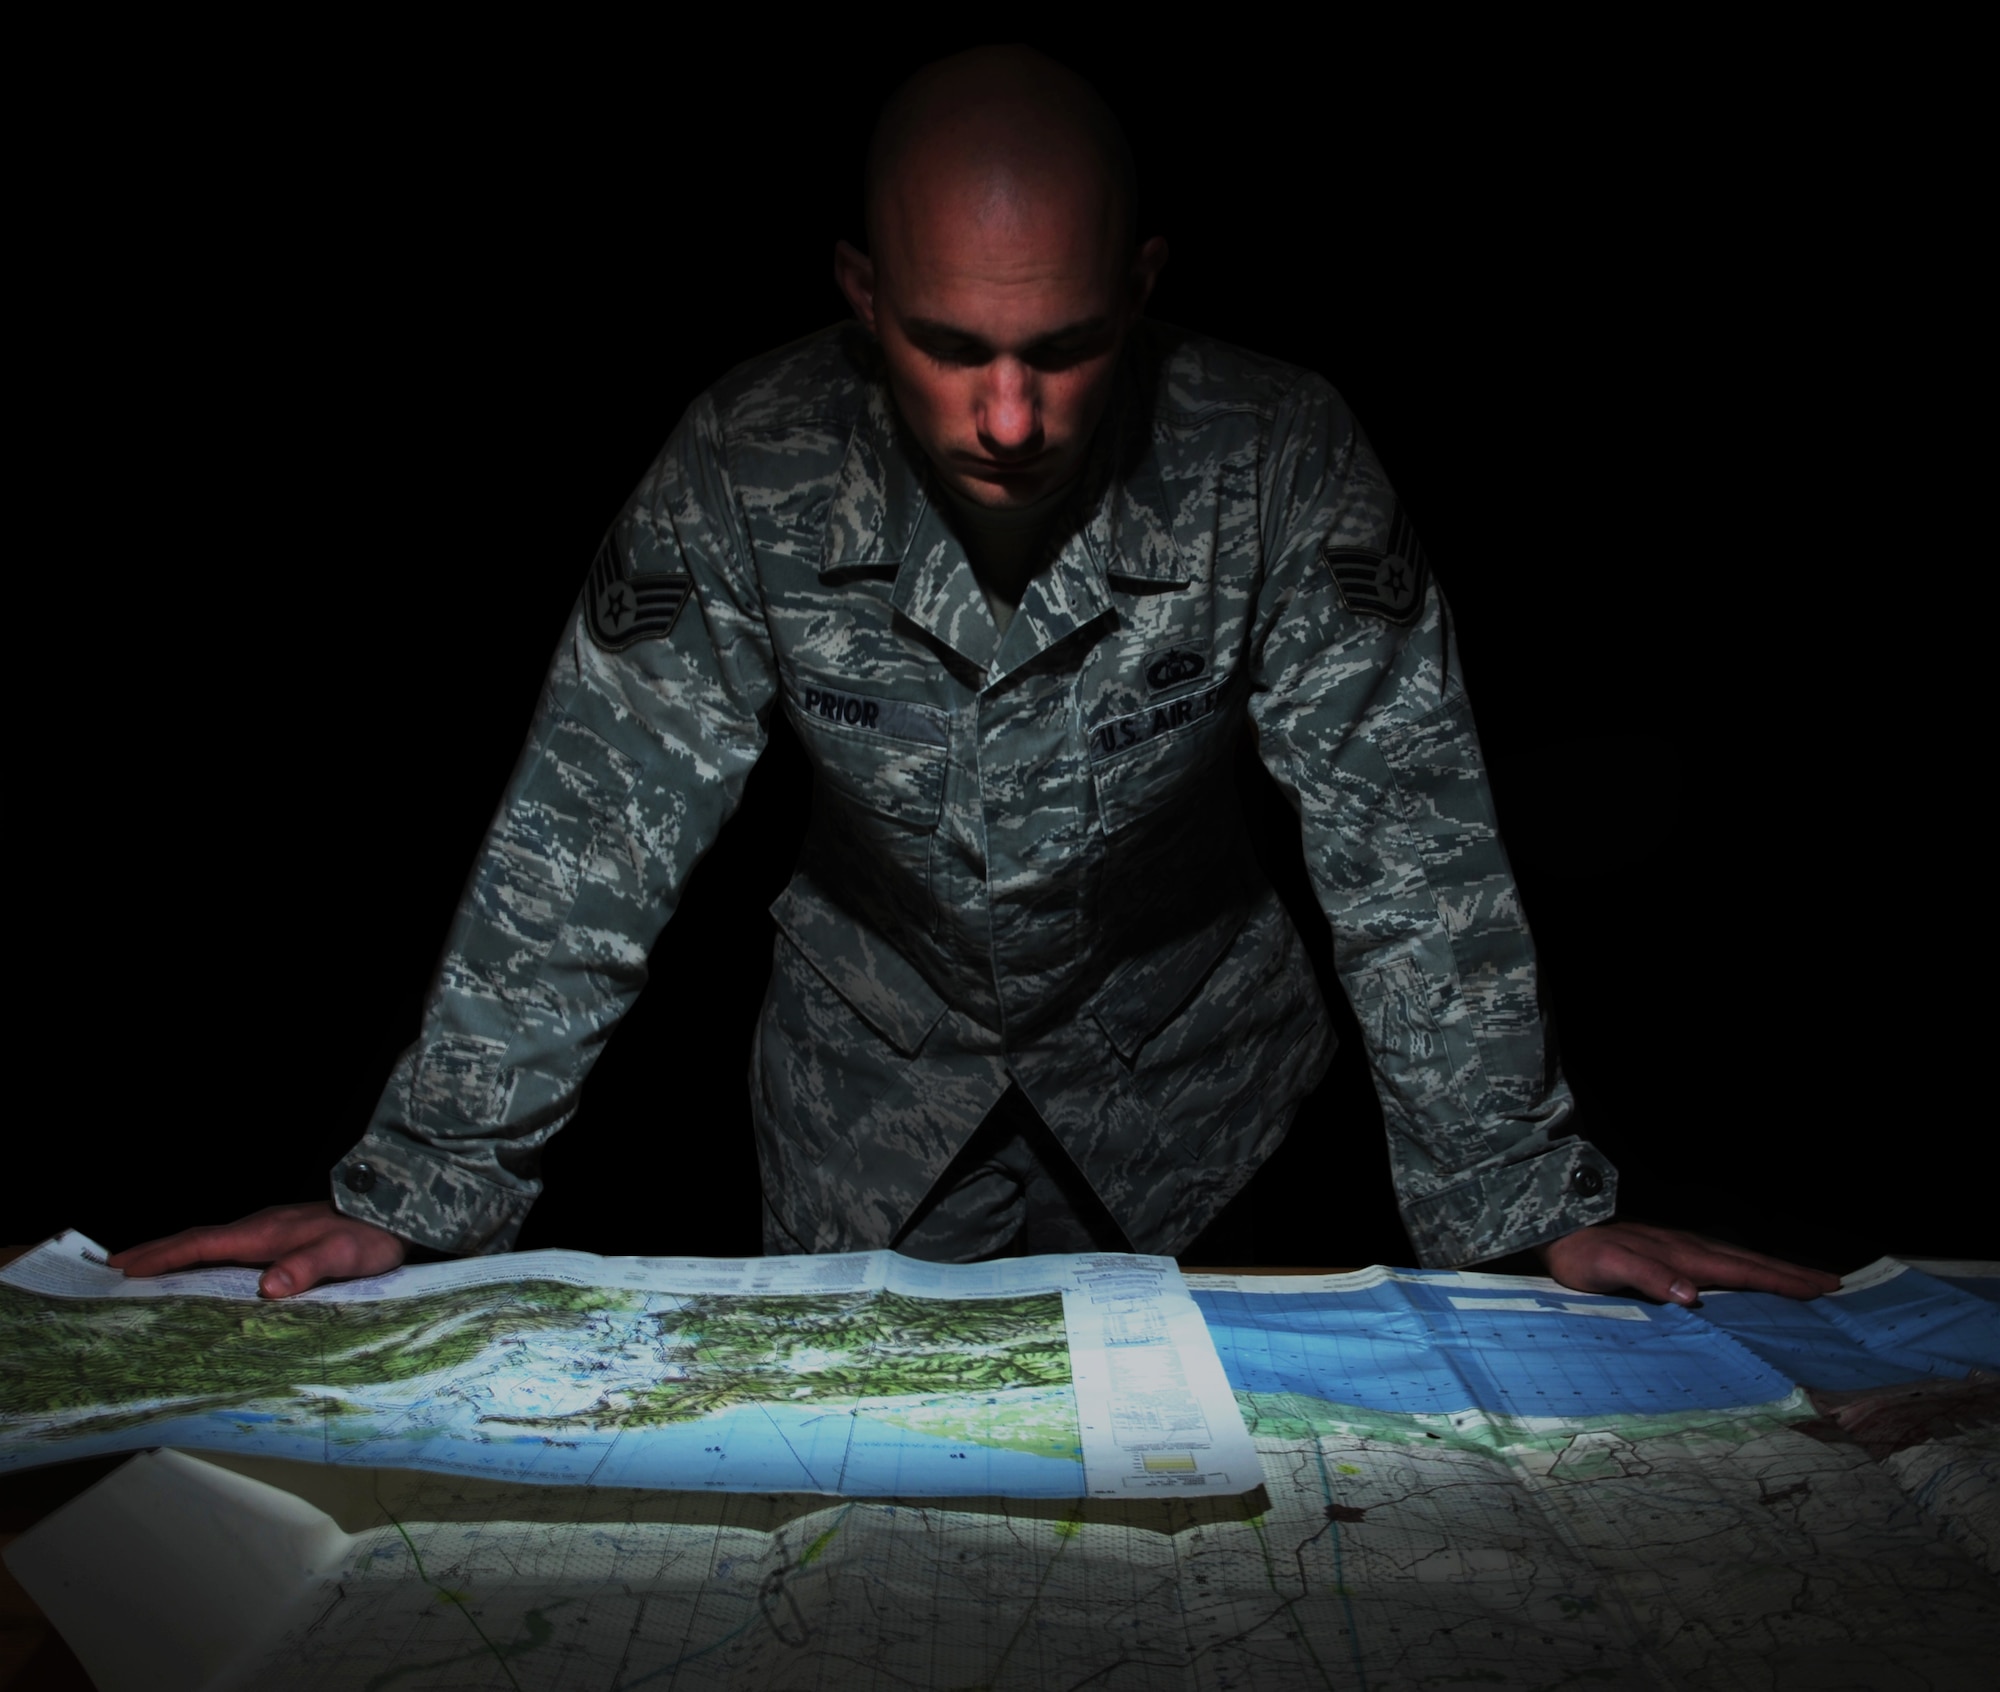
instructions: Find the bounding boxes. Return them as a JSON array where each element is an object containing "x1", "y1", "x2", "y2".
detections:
[
  {"x1": 0, "y1": 1234, "x2": 1255, "y2": 1499},
  {"x1": 5, "y1": 1250, "x2": 1997, "y2": 1690}
]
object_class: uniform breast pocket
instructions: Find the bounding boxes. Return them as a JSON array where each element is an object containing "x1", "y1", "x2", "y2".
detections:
[
  {"x1": 805, "y1": 724, "x2": 946, "y2": 827},
  {"x1": 786, "y1": 679, "x2": 950, "y2": 830},
  {"x1": 1088, "y1": 678, "x2": 1235, "y2": 836}
]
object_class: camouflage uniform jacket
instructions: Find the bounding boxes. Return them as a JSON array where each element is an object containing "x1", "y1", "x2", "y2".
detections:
[{"x1": 333, "y1": 322, "x2": 1618, "y2": 1265}]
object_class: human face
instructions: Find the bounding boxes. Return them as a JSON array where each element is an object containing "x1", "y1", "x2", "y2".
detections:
[{"x1": 836, "y1": 188, "x2": 1166, "y2": 510}]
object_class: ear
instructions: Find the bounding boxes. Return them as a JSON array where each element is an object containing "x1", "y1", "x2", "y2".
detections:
[
  {"x1": 834, "y1": 240, "x2": 878, "y2": 334},
  {"x1": 1127, "y1": 236, "x2": 1169, "y2": 319}
]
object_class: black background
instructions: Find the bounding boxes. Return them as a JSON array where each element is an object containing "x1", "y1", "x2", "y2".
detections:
[{"x1": 12, "y1": 32, "x2": 1980, "y2": 1273}]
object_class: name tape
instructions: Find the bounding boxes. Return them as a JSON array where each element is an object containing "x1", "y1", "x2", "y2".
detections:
[{"x1": 796, "y1": 683, "x2": 948, "y2": 747}]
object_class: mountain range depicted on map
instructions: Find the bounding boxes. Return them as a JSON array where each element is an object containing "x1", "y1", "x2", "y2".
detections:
[{"x1": 0, "y1": 1234, "x2": 1255, "y2": 1501}]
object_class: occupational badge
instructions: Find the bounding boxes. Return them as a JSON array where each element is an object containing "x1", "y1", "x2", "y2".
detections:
[{"x1": 1144, "y1": 646, "x2": 1207, "y2": 692}]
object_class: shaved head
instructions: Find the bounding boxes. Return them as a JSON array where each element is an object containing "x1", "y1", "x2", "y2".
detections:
[
  {"x1": 864, "y1": 46, "x2": 1137, "y2": 271},
  {"x1": 834, "y1": 48, "x2": 1164, "y2": 511}
]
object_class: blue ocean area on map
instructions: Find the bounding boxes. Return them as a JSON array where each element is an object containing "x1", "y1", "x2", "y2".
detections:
[
  {"x1": 29, "y1": 1403, "x2": 1085, "y2": 1497},
  {"x1": 1192, "y1": 1281, "x2": 1794, "y2": 1416},
  {"x1": 1193, "y1": 1265, "x2": 2000, "y2": 1415},
  {"x1": 586, "y1": 1403, "x2": 1082, "y2": 1495},
  {"x1": 1695, "y1": 1266, "x2": 2000, "y2": 1392}
]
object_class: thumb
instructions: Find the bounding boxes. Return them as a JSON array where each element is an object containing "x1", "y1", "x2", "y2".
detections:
[
  {"x1": 1619, "y1": 1253, "x2": 1700, "y2": 1307},
  {"x1": 259, "y1": 1251, "x2": 320, "y2": 1300},
  {"x1": 1549, "y1": 1235, "x2": 1701, "y2": 1307}
]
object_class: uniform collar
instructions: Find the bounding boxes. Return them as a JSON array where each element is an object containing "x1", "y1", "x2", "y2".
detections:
[
  {"x1": 1080, "y1": 351, "x2": 1180, "y2": 589},
  {"x1": 819, "y1": 337, "x2": 1185, "y2": 678}
]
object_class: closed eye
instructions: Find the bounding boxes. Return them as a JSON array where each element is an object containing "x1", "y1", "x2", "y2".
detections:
[
  {"x1": 919, "y1": 338, "x2": 990, "y2": 368},
  {"x1": 901, "y1": 315, "x2": 1117, "y2": 372},
  {"x1": 1022, "y1": 328, "x2": 1117, "y2": 371}
]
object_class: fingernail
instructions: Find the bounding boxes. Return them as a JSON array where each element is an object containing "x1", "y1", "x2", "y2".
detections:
[
  {"x1": 263, "y1": 1269, "x2": 293, "y2": 1297},
  {"x1": 1669, "y1": 1279, "x2": 1697, "y2": 1305}
]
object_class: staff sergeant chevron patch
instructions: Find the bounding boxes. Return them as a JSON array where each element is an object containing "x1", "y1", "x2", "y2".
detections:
[
  {"x1": 1321, "y1": 504, "x2": 1429, "y2": 626},
  {"x1": 584, "y1": 534, "x2": 692, "y2": 650}
]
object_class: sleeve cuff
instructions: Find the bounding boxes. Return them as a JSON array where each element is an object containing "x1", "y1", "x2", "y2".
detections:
[
  {"x1": 329, "y1": 1135, "x2": 534, "y2": 1256},
  {"x1": 1400, "y1": 1136, "x2": 1617, "y2": 1267}
]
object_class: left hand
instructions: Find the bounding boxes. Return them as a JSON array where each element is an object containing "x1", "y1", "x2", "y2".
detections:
[{"x1": 1537, "y1": 1221, "x2": 1841, "y2": 1306}]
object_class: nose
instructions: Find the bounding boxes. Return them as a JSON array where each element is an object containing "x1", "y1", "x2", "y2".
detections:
[{"x1": 975, "y1": 358, "x2": 1042, "y2": 458}]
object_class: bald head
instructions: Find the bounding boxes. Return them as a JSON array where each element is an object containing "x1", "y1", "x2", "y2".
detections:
[
  {"x1": 864, "y1": 46, "x2": 1137, "y2": 274},
  {"x1": 834, "y1": 49, "x2": 1165, "y2": 512}
]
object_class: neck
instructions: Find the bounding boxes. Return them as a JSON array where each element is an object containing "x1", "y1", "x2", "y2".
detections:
[{"x1": 935, "y1": 476, "x2": 1078, "y2": 633}]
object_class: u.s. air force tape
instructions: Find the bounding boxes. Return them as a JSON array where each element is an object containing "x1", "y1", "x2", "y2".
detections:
[
  {"x1": 585, "y1": 533, "x2": 692, "y2": 651},
  {"x1": 1321, "y1": 503, "x2": 1429, "y2": 626},
  {"x1": 1089, "y1": 680, "x2": 1225, "y2": 762}
]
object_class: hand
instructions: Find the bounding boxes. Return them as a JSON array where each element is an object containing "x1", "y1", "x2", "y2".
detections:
[
  {"x1": 1537, "y1": 1221, "x2": 1841, "y2": 1307},
  {"x1": 106, "y1": 1201, "x2": 409, "y2": 1299}
]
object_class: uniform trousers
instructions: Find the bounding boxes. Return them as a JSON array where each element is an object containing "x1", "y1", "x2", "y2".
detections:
[{"x1": 759, "y1": 1082, "x2": 1134, "y2": 1261}]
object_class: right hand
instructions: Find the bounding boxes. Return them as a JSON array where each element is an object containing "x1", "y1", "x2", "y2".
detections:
[{"x1": 106, "y1": 1201, "x2": 409, "y2": 1299}]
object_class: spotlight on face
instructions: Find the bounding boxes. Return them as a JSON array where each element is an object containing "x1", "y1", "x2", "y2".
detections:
[{"x1": 834, "y1": 50, "x2": 1167, "y2": 511}]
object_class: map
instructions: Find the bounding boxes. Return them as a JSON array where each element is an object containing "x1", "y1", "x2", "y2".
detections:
[
  {"x1": 0, "y1": 1234, "x2": 1257, "y2": 1500},
  {"x1": 6, "y1": 1253, "x2": 1996, "y2": 1690}
]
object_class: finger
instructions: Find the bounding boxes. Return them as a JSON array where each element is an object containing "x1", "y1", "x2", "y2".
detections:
[
  {"x1": 1594, "y1": 1224, "x2": 1843, "y2": 1300},
  {"x1": 1706, "y1": 1258, "x2": 1841, "y2": 1299},
  {"x1": 104, "y1": 1236, "x2": 180, "y2": 1270},
  {"x1": 1637, "y1": 1238, "x2": 1840, "y2": 1300},
  {"x1": 260, "y1": 1226, "x2": 404, "y2": 1300},
  {"x1": 1541, "y1": 1233, "x2": 1689, "y2": 1303},
  {"x1": 1708, "y1": 1242, "x2": 1843, "y2": 1296},
  {"x1": 111, "y1": 1204, "x2": 333, "y2": 1277},
  {"x1": 110, "y1": 1224, "x2": 283, "y2": 1277},
  {"x1": 1582, "y1": 1242, "x2": 1703, "y2": 1306},
  {"x1": 259, "y1": 1248, "x2": 320, "y2": 1299}
]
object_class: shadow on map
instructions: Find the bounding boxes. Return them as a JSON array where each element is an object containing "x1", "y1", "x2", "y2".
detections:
[{"x1": 189, "y1": 1448, "x2": 1272, "y2": 1537}]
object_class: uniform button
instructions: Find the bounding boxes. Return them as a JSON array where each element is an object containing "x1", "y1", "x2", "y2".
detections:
[
  {"x1": 1570, "y1": 1164, "x2": 1604, "y2": 1198},
  {"x1": 344, "y1": 1162, "x2": 378, "y2": 1195}
]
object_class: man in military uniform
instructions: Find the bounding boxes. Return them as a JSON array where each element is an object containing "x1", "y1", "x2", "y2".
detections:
[{"x1": 114, "y1": 48, "x2": 1835, "y2": 1307}]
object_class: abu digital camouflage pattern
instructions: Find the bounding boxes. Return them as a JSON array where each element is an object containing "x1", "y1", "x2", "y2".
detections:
[{"x1": 335, "y1": 323, "x2": 1616, "y2": 1267}]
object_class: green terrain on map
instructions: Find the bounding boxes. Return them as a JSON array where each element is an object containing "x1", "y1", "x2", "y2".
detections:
[
  {"x1": 0, "y1": 1281, "x2": 1073, "y2": 1444},
  {"x1": 1231, "y1": 1387, "x2": 1813, "y2": 1460},
  {"x1": 517, "y1": 1288, "x2": 1073, "y2": 1430}
]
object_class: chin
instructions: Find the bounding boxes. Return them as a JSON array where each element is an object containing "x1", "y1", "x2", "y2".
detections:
[
  {"x1": 958, "y1": 483, "x2": 1038, "y2": 508},
  {"x1": 953, "y1": 467, "x2": 1066, "y2": 508}
]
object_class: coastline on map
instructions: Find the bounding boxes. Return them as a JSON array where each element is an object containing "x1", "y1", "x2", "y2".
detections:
[
  {"x1": 1, "y1": 1276, "x2": 1077, "y2": 1479},
  {"x1": 0, "y1": 1390, "x2": 1089, "y2": 1497}
]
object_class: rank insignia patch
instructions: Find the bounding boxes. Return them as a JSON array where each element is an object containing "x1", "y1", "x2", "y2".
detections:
[
  {"x1": 1322, "y1": 504, "x2": 1429, "y2": 626},
  {"x1": 585, "y1": 534, "x2": 691, "y2": 651}
]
